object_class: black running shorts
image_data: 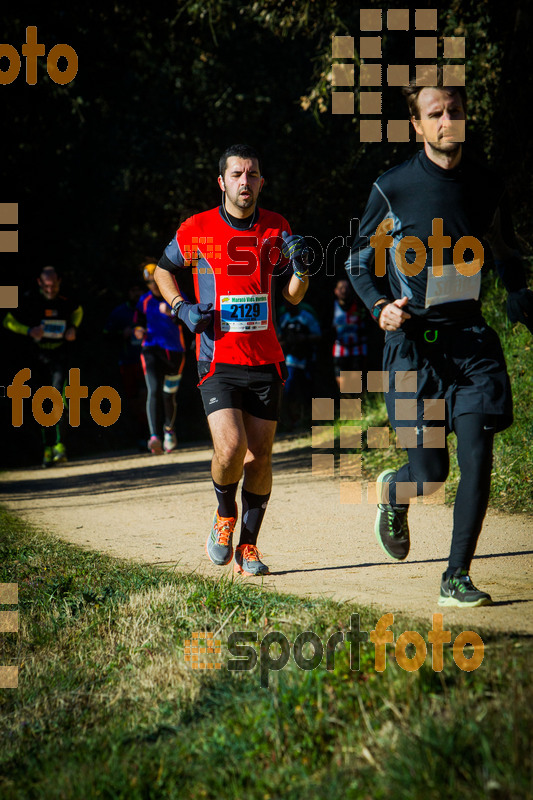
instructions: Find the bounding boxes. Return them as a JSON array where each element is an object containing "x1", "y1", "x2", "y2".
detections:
[
  {"x1": 383, "y1": 320, "x2": 513, "y2": 442},
  {"x1": 198, "y1": 361, "x2": 287, "y2": 420}
]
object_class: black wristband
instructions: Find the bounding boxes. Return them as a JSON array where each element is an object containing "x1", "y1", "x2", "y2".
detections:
[{"x1": 170, "y1": 299, "x2": 185, "y2": 318}]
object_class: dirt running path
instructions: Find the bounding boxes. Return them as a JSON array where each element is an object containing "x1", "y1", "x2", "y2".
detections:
[{"x1": 1, "y1": 438, "x2": 532, "y2": 635}]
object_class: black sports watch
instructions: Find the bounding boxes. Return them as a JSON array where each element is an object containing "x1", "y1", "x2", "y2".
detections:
[
  {"x1": 170, "y1": 299, "x2": 185, "y2": 318},
  {"x1": 371, "y1": 300, "x2": 388, "y2": 322}
]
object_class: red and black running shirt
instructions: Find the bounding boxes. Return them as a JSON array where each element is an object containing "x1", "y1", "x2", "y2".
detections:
[{"x1": 158, "y1": 206, "x2": 292, "y2": 368}]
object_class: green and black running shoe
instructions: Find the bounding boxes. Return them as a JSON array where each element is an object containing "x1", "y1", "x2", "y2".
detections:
[
  {"x1": 374, "y1": 469, "x2": 410, "y2": 560},
  {"x1": 52, "y1": 442, "x2": 67, "y2": 463},
  {"x1": 438, "y1": 569, "x2": 492, "y2": 607},
  {"x1": 42, "y1": 446, "x2": 53, "y2": 468}
]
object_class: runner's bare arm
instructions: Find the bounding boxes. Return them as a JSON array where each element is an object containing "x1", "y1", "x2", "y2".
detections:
[
  {"x1": 154, "y1": 266, "x2": 183, "y2": 308},
  {"x1": 282, "y1": 272, "x2": 309, "y2": 305}
]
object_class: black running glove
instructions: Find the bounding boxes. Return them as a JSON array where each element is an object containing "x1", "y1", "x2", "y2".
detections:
[
  {"x1": 282, "y1": 231, "x2": 309, "y2": 279},
  {"x1": 175, "y1": 301, "x2": 213, "y2": 334}
]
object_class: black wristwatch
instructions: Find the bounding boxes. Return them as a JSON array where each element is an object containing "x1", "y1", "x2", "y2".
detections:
[
  {"x1": 170, "y1": 299, "x2": 185, "y2": 318},
  {"x1": 371, "y1": 300, "x2": 388, "y2": 322}
]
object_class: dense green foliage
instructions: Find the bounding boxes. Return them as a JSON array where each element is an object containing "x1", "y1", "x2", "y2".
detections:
[
  {"x1": 2, "y1": 0, "x2": 531, "y2": 294},
  {"x1": 2, "y1": 2, "x2": 531, "y2": 476}
]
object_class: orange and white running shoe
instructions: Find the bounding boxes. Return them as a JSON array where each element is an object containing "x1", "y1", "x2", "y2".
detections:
[
  {"x1": 206, "y1": 510, "x2": 237, "y2": 566},
  {"x1": 234, "y1": 544, "x2": 270, "y2": 576}
]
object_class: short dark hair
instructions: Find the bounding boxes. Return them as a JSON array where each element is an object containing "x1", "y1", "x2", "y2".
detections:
[
  {"x1": 218, "y1": 144, "x2": 262, "y2": 177},
  {"x1": 402, "y1": 67, "x2": 467, "y2": 118},
  {"x1": 39, "y1": 266, "x2": 59, "y2": 280}
]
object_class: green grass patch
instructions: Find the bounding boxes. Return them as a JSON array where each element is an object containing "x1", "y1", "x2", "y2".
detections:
[
  {"x1": 1, "y1": 508, "x2": 532, "y2": 799},
  {"x1": 481, "y1": 276, "x2": 533, "y2": 512}
]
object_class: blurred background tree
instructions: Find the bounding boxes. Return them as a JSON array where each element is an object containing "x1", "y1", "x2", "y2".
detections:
[{"x1": 1, "y1": 0, "x2": 531, "y2": 458}]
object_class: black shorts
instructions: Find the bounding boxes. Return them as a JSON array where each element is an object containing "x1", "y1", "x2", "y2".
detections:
[
  {"x1": 383, "y1": 320, "x2": 513, "y2": 441},
  {"x1": 198, "y1": 361, "x2": 286, "y2": 420}
]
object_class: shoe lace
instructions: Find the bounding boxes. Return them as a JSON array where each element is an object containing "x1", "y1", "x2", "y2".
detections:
[
  {"x1": 450, "y1": 573, "x2": 475, "y2": 593},
  {"x1": 384, "y1": 506, "x2": 408, "y2": 538},
  {"x1": 239, "y1": 544, "x2": 262, "y2": 562},
  {"x1": 214, "y1": 516, "x2": 235, "y2": 546}
]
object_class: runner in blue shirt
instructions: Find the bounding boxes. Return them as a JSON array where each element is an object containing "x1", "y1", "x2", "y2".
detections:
[{"x1": 134, "y1": 261, "x2": 186, "y2": 454}]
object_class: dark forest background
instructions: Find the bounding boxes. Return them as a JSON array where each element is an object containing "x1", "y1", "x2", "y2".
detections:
[{"x1": 2, "y1": 0, "x2": 532, "y2": 462}]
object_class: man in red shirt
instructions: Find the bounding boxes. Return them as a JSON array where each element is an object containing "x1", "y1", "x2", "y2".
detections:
[{"x1": 155, "y1": 144, "x2": 309, "y2": 576}]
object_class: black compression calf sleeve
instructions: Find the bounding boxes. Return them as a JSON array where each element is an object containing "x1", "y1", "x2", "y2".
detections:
[
  {"x1": 239, "y1": 489, "x2": 271, "y2": 546},
  {"x1": 213, "y1": 480, "x2": 239, "y2": 519}
]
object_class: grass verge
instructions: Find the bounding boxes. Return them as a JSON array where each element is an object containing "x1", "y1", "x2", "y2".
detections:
[{"x1": 1, "y1": 508, "x2": 532, "y2": 799}]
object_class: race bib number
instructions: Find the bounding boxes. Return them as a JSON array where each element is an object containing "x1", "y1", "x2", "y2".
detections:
[
  {"x1": 41, "y1": 318, "x2": 67, "y2": 339},
  {"x1": 425, "y1": 263, "x2": 481, "y2": 308},
  {"x1": 220, "y1": 294, "x2": 268, "y2": 332}
]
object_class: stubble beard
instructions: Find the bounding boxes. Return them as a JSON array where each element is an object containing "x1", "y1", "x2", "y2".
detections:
[
  {"x1": 226, "y1": 187, "x2": 256, "y2": 216},
  {"x1": 427, "y1": 138, "x2": 462, "y2": 157},
  {"x1": 236, "y1": 195, "x2": 254, "y2": 209}
]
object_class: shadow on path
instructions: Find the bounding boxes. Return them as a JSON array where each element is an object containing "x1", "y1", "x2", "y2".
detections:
[
  {"x1": 271, "y1": 550, "x2": 533, "y2": 576},
  {"x1": 0, "y1": 442, "x2": 313, "y2": 502}
]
